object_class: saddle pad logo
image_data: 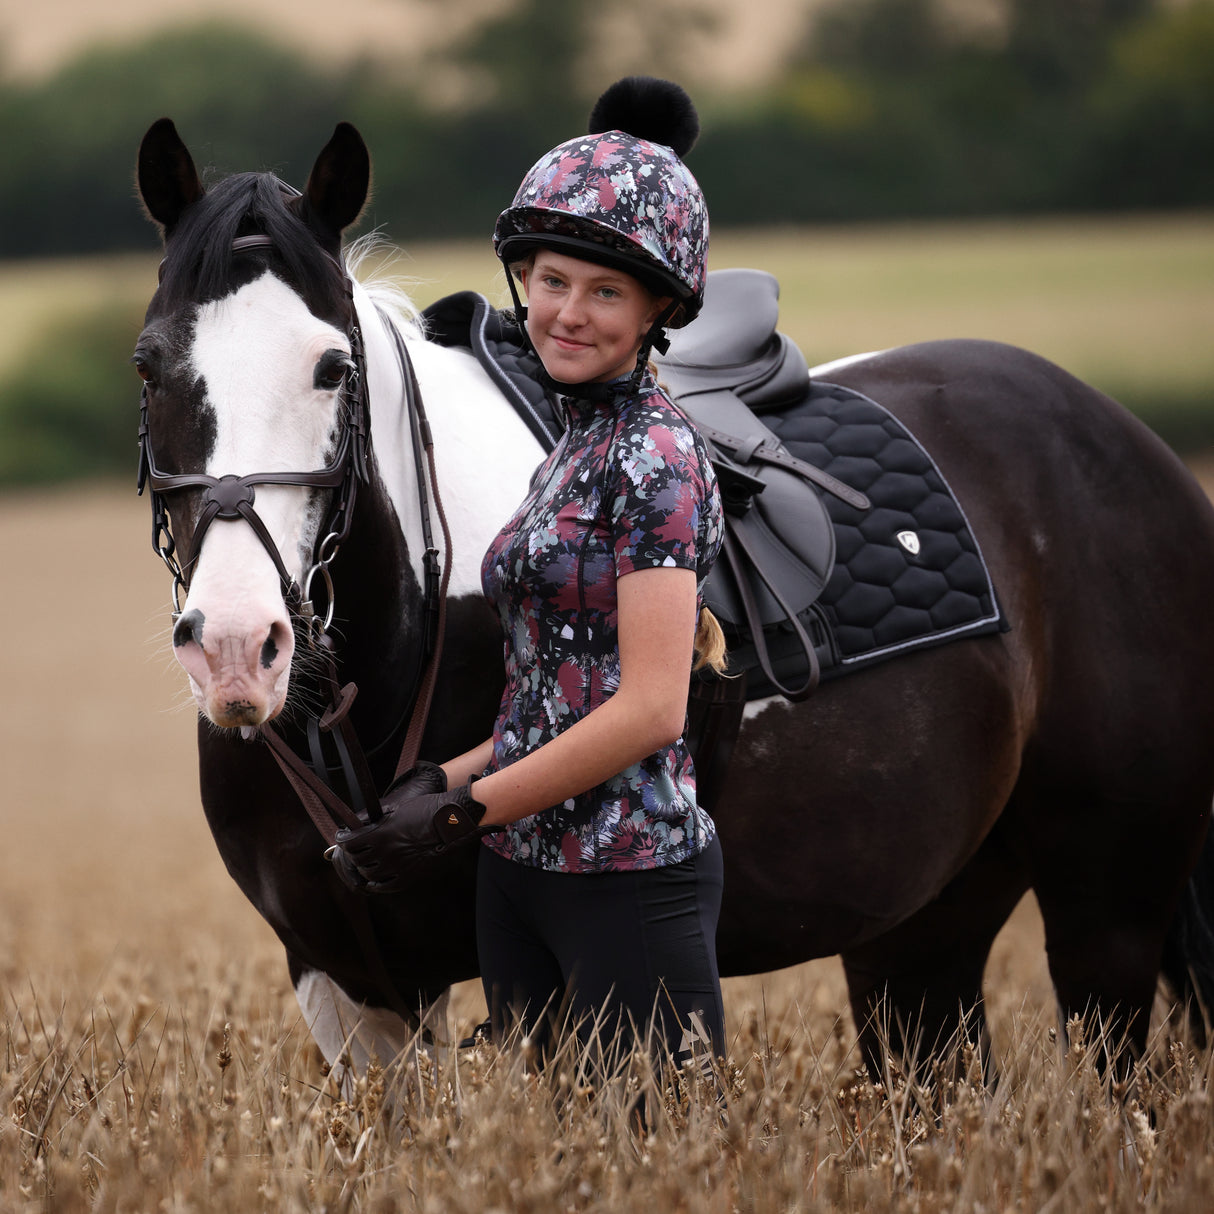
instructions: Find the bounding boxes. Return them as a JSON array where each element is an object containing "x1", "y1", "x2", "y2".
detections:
[{"x1": 896, "y1": 530, "x2": 921, "y2": 555}]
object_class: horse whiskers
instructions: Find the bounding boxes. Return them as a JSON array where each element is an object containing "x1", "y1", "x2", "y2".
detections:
[
  {"x1": 163, "y1": 687, "x2": 204, "y2": 720},
  {"x1": 140, "y1": 619, "x2": 211, "y2": 720},
  {"x1": 272, "y1": 632, "x2": 337, "y2": 727}
]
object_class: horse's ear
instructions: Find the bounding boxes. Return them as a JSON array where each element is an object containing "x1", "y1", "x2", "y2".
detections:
[
  {"x1": 138, "y1": 118, "x2": 204, "y2": 236},
  {"x1": 301, "y1": 122, "x2": 370, "y2": 247}
]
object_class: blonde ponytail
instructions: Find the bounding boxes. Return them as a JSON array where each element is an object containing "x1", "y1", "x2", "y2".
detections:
[{"x1": 693, "y1": 607, "x2": 729, "y2": 675}]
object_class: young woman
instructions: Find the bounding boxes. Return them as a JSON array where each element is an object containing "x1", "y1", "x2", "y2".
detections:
[{"x1": 332, "y1": 76, "x2": 726, "y2": 1069}]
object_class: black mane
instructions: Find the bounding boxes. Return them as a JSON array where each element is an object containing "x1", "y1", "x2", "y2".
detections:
[{"x1": 154, "y1": 172, "x2": 345, "y2": 314}]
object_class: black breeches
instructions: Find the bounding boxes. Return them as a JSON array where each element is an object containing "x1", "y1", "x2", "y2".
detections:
[{"x1": 476, "y1": 835, "x2": 725, "y2": 1069}]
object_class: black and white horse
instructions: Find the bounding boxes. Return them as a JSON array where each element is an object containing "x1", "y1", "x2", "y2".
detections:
[{"x1": 135, "y1": 119, "x2": 1214, "y2": 1079}]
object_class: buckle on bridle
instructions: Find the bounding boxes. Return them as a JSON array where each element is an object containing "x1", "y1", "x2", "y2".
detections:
[{"x1": 300, "y1": 561, "x2": 336, "y2": 643}]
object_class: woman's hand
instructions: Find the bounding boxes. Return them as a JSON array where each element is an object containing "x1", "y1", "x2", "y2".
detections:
[{"x1": 327, "y1": 764, "x2": 496, "y2": 893}]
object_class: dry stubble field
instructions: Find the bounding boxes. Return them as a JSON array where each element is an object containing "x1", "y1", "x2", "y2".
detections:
[{"x1": 0, "y1": 463, "x2": 1212, "y2": 1208}]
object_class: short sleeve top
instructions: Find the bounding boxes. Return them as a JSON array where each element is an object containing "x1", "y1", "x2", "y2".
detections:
[{"x1": 479, "y1": 373, "x2": 724, "y2": 873}]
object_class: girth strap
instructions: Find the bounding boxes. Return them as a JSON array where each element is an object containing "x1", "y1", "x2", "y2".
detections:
[{"x1": 720, "y1": 524, "x2": 821, "y2": 702}]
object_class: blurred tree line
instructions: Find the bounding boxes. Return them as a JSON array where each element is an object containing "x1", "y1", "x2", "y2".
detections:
[
  {"x1": 2, "y1": 0, "x2": 1212, "y2": 482},
  {"x1": 0, "y1": 0, "x2": 1211, "y2": 257},
  {"x1": 705, "y1": 0, "x2": 1214, "y2": 220}
]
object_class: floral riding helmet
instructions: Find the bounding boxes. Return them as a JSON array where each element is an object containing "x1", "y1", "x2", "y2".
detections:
[{"x1": 494, "y1": 77, "x2": 709, "y2": 326}]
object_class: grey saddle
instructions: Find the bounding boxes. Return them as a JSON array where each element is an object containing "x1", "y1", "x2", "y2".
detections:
[{"x1": 655, "y1": 268, "x2": 870, "y2": 701}]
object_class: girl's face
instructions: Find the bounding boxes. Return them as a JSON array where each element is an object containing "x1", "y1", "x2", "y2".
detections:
[{"x1": 520, "y1": 251, "x2": 671, "y2": 384}]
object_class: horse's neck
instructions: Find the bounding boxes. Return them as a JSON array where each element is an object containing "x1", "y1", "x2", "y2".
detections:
[
  {"x1": 334, "y1": 283, "x2": 543, "y2": 738},
  {"x1": 356, "y1": 290, "x2": 430, "y2": 591},
  {"x1": 358, "y1": 284, "x2": 546, "y2": 598}
]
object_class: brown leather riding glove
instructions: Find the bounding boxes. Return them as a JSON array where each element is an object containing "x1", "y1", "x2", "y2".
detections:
[{"x1": 328, "y1": 763, "x2": 498, "y2": 894}]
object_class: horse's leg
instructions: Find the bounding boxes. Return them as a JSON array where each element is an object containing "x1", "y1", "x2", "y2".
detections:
[
  {"x1": 1034, "y1": 892, "x2": 1160, "y2": 1066},
  {"x1": 1016, "y1": 656, "x2": 1214, "y2": 1065},
  {"x1": 1026, "y1": 784, "x2": 1209, "y2": 1068},
  {"x1": 1162, "y1": 825, "x2": 1214, "y2": 1047},
  {"x1": 291, "y1": 959, "x2": 450, "y2": 1097},
  {"x1": 840, "y1": 820, "x2": 1029, "y2": 1083}
]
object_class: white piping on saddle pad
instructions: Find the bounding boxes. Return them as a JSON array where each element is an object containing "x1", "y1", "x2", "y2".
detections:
[{"x1": 809, "y1": 350, "x2": 885, "y2": 378}]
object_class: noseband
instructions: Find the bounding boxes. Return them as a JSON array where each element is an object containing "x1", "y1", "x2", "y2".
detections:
[{"x1": 137, "y1": 235, "x2": 372, "y2": 640}]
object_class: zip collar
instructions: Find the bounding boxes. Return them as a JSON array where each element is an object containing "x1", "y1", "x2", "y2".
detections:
[{"x1": 560, "y1": 370, "x2": 656, "y2": 422}]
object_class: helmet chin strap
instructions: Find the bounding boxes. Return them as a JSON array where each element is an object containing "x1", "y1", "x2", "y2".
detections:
[
  {"x1": 504, "y1": 272, "x2": 679, "y2": 402},
  {"x1": 622, "y1": 300, "x2": 679, "y2": 394}
]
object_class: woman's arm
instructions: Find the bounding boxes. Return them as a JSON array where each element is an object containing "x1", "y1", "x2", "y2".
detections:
[
  {"x1": 440, "y1": 738, "x2": 494, "y2": 789},
  {"x1": 469, "y1": 565, "x2": 698, "y2": 827}
]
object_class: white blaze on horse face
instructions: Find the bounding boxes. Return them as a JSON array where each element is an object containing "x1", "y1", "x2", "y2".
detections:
[{"x1": 175, "y1": 272, "x2": 349, "y2": 727}]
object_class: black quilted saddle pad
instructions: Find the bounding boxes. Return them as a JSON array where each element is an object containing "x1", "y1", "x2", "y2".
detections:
[{"x1": 762, "y1": 379, "x2": 1005, "y2": 682}]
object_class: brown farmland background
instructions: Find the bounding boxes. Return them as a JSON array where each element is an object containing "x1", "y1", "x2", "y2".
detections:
[{"x1": 2, "y1": 0, "x2": 823, "y2": 85}]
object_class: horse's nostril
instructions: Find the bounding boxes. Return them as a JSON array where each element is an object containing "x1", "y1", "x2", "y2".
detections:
[
  {"x1": 173, "y1": 608, "x2": 205, "y2": 649},
  {"x1": 261, "y1": 620, "x2": 291, "y2": 670}
]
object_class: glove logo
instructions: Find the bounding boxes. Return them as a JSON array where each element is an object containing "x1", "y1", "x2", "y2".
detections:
[{"x1": 447, "y1": 813, "x2": 460, "y2": 825}]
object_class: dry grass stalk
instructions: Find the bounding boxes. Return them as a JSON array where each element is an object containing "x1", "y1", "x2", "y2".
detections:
[{"x1": 2, "y1": 965, "x2": 1212, "y2": 1213}]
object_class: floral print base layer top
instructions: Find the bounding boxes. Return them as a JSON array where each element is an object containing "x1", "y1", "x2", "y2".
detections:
[{"x1": 480, "y1": 373, "x2": 724, "y2": 873}]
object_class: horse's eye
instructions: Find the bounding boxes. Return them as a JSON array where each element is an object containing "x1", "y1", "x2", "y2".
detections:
[
  {"x1": 132, "y1": 355, "x2": 156, "y2": 388},
  {"x1": 314, "y1": 350, "x2": 353, "y2": 392}
]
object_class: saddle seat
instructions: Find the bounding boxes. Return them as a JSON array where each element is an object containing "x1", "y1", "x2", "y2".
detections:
[{"x1": 659, "y1": 268, "x2": 813, "y2": 412}]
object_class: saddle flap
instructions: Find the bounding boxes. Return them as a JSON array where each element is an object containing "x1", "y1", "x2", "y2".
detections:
[
  {"x1": 682, "y1": 386, "x2": 835, "y2": 630},
  {"x1": 703, "y1": 462, "x2": 836, "y2": 630}
]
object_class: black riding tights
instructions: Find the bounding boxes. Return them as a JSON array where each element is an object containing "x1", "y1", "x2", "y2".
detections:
[{"x1": 476, "y1": 836, "x2": 725, "y2": 1073}]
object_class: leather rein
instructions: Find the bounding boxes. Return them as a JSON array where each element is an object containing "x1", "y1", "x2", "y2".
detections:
[{"x1": 138, "y1": 233, "x2": 451, "y2": 846}]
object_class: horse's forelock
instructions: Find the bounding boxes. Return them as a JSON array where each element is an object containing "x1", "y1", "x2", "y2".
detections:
[{"x1": 155, "y1": 172, "x2": 346, "y2": 317}]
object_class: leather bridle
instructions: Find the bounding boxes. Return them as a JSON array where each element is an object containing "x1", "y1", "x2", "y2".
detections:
[
  {"x1": 137, "y1": 235, "x2": 372, "y2": 642},
  {"x1": 138, "y1": 233, "x2": 451, "y2": 842}
]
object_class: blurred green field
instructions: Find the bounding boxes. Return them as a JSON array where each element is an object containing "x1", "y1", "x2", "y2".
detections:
[
  {"x1": 407, "y1": 214, "x2": 1214, "y2": 427},
  {"x1": 384, "y1": 212, "x2": 1214, "y2": 411},
  {"x1": 0, "y1": 253, "x2": 158, "y2": 370},
  {"x1": 1, "y1": 211, "x2": 1212, "y2": 481}
]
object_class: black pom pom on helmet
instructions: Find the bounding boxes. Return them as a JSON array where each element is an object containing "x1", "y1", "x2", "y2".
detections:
[{"x1": 588, "y1": 76, "x2": 700, "y2": 158}]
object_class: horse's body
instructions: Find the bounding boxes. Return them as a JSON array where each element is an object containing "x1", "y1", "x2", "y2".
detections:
[{"x1": 135, "y1": 121, "x2": 1214, "y2": 1077}]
